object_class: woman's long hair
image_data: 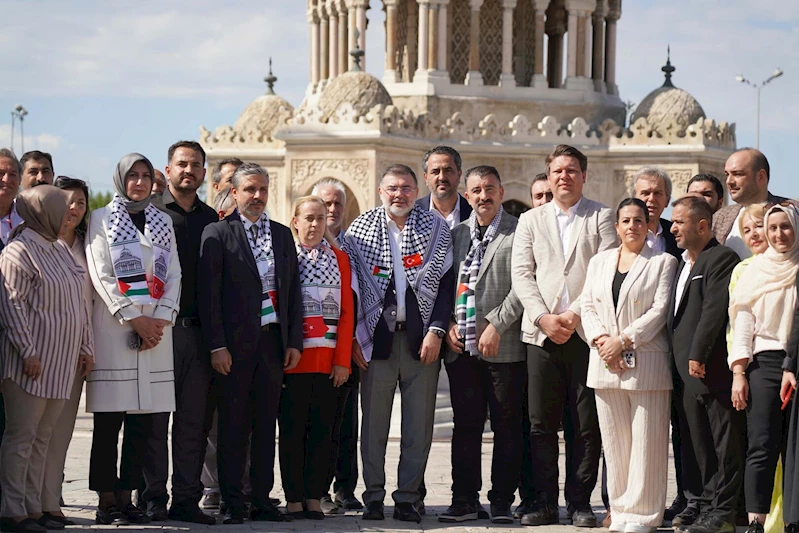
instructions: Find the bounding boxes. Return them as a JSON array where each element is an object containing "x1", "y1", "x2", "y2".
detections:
[
  {"x1": 292, "y1": 195, "x2": 339, "y2": 249},
  {"x1": 55, "y1": 176, "x2": 90, "y2": 238}
]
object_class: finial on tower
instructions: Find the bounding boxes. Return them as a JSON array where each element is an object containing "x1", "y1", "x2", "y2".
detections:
[
  {"x1": 661, "y1": 45, "x2": 675, "y2": 88},
  {"x1": 264, "y1": 57, "x2": 277, "y2": 95},
  {"x1": 350, "y1": 28, "x2": 364, "y2": 72}
]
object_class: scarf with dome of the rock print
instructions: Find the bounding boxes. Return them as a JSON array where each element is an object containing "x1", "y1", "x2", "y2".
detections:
[
  {"x1": 456, "y1": 206, "x2": 504, "y2": 355},
  {"x1": 296, "y1": 239, "x2": 341, "y2": 350}
]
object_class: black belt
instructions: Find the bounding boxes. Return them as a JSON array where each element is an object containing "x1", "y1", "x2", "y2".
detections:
[
  {"x1": 395, "y1": 321, "x2": 407, "y2": 332},
  {"x1": 175, "y1": 317, "x2": 201, "y2": 327},
  {"x1": 261, "y1": 323, "x2": 280, "y2": 332}
]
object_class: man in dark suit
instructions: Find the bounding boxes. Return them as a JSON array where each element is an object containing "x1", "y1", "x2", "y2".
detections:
[
  {"x1": 343, "y1": 164, "x2": 454, "y2": 523},
  {"x1": 199, "y1": 162, "x2": 303, "y2": 524},
  {"x1": 632, "y1": 166, "x2": 680, "y2": 259},
  {"x1": 415, "y1": 145, "x2": 472, "y2": 229},
  {"x1": 669, "y1": 195, "x2": 742, "y2": 533}
]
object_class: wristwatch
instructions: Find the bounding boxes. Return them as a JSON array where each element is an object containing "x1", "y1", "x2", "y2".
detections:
[{"x1": 432, "y1": 329, "x2": 446, "y2": 339}]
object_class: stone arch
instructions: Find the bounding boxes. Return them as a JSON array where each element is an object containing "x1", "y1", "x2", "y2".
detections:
[{"x1": 503, "y1": 199, "x2": 530, "y2": 218}]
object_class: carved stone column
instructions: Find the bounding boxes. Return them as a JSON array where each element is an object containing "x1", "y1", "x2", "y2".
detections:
[
  {"x1": 564, "y1": 0, "x2": 596, "y2": 90},
  {"x1": 591, "y1": 2, "x2": 607, "y2": 92},
  {"x1": 355, "y1": 0, "x2": 368, "y2": 69},
  {"x1": 319, "y1": 3, "x2": 330, "y2": 80},
  {"x1": 428, "y1": 4, "x2": 438, "y2": 70},
  {"x1": 338, "y1": 0, "x2": 348, "y2": 73},
  {"x1": 531, "y1": 0, "x2": 550, "y2": 88},
  {"x1": 416, "y1": 0, "x2": 430, "y2": 74},
  {"x1": 437, "y1": 0, "x2": 450, "y2": 74},
  {"x1": 604, "y1": 7, "x2": 619, "y2": 95},
  {"x1": 499, "y1": 0, "x2": 517, "y2": 87},
  {"x1": 566, "y1": 8, "x2": 577, "y2": 79},
  {"x1": 308, "y1": 8, "x2": 320, "y2": 85},
  {"x1": 465, "y1": 0, "x2": 484, "y2": 86},
  {"x1": 347, "y1": 1, "x2": 356, "y2": 69},
  {"x1": 328, "y1": 1, "x2": 339, "y2": 78},
  {"x1": 384, "y1": 0, "x2": 400, "y2": 82}
]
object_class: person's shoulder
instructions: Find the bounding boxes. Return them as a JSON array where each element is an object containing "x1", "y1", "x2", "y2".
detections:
[
  {"x1": 501, "y1": 212, "x2": 519, "y2": 231},
  {"x1": 714, "y1": 204, "x2": 740, "y2": 221},
  {"x1": 660, "y1": 217, "x2": 673, "y2": 230},
  {"x1": 415, "y1": 194, "x2": 430, "y2": 208},
  {"x1": 269, "y1": 219, "x2": 292, "y2": 237},
  {"x1": 582, "y1": 196, "x2": 611, "y2": 214}
]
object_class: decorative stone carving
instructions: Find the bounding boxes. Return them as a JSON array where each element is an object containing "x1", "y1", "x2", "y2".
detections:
[
  {"x1": 233, "y1": 94, "x2": 295, "y2": 141},
  {"x1": 537, "y1": 115, "x2": 563, "y2": 138},
  {"x1": 631, "y1": 85, "x2": 706, "y2": 133},
  {"x1": 316, "y1": 71, "x2": 393, "y2": 122},
  {"x1": 290, "y1": 158, "x2": 371, "y2": 197}
]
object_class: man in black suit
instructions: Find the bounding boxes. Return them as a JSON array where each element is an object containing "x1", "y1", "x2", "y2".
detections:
[
  {"x1": 199, "y1": 162, "x2": 303, "y2": 524},
  {"x1": 668, "y1": 196, "x2": 742, "y2": 533},
  {"x1": 415, "y1": 145, "x2": 472, "y2": 229}
]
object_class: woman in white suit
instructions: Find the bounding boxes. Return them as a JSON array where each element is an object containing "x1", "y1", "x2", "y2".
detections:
[
  {"x1": 581, "y1": 198, "x2": 677, "y2": 533},
  {"x1": 85, "y1": 153, "x2": 181, "y2": 525}
]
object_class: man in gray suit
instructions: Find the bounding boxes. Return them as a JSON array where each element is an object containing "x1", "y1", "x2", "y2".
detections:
[
  {"x1": 437, "y1": 165, "x2": 525, "y2": 525},
  {"x1": 512, "y1": 144, "x2": 618, "y2": 527}
]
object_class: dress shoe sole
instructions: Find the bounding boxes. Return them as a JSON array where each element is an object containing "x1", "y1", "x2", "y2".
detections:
[
  {"x1": 362, "y1": 512, "x2": 384, "y2": 521},
  {"x1": 521, "y1": 515, "x2": 560, "y2": 526},
  {"x1": 491, "y1": 516, "x2": 515, "y2": 524},
  {"x1": 572, "y1": 518, "x2": 598, "y2": 528},
  {"x1": 439, "y1": 513, "x2": 478, "y2": 523}
]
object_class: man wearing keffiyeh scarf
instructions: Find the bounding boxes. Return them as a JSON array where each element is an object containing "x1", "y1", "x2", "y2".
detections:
[{"x1": 342, "y1": 164, "x2": 454, "y2": 523}]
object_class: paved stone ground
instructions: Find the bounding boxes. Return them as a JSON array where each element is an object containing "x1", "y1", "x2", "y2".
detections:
[{"x1": 60, "y1": 394, "x2": 690, "y2": 532}]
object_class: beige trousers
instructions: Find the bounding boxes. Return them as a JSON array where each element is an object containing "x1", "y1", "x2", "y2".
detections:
[
  {"x1": 595, "y1": 388, "x2": 670, "y2": 528},
  {"x1": 0, "y1": 379, "x2": 65, "y2": 518},
  {"x1": 41, "y1": 374, "x2": 84, "y2": 511}
]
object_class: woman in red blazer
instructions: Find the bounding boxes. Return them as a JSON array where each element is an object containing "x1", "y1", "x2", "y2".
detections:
[{"x1": 279, "y1": 196, "x2": 354, "y2": 520}]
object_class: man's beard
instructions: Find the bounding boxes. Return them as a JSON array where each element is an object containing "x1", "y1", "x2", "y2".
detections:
[
  {"x1": 242, "y1": 201, "x2": 265, "y2": 218},
  {"x1": 172, "y1": 174, "x2": 200, "y2": 193},
  {"x1": 432, "y1": 182, "x2": 454, "y2": 201},
  {"x1": 385, "y1": 202, "x2": 413, "y2": 218}
]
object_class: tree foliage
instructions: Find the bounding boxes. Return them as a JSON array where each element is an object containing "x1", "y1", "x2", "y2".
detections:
[{"x1": 88, "y1": 191, "x2": 113, "y2": 212}]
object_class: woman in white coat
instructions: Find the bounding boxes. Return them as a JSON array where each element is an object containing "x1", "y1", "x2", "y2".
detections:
[
  {"x1": 84, "y1": 153, "x2": 181, "y2": 526},
  {"x1": 581, "y1": 198, "x2": 677, "y2": 533}
]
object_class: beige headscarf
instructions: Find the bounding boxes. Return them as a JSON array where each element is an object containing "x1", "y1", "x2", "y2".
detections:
[
  {"x1": 9, "y1": 185, "x2": 68, "y2": 243},
  {"x1": 730, "y1": 204, "x2": 799, "y2": 345}
]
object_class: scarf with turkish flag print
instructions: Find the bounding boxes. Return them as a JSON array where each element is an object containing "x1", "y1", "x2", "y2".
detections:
[{"x1": 297, "y1": 240, "x2": 342, "y2": 350}]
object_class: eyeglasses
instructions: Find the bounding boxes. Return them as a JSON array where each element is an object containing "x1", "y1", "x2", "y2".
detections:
[{"x1": 383, "y1": 186, "x2": 416, "y2": 195}]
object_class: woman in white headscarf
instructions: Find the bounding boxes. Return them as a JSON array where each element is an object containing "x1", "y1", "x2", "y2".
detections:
[
  {"x1": 729, "y1": 203, "x2": 799, "y2": 533},
  {"x1": 85, "y1": 153, "x2": 181, "y2": 525}
]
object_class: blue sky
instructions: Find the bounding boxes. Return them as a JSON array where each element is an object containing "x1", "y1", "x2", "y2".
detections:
[{"x1": 1, "y1": 0, "x2": 796, "y2": 199}]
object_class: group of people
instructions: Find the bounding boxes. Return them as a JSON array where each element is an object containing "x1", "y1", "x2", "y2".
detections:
[{"x1": 0, "y1": 141, "x2": 795, "y2": 533}]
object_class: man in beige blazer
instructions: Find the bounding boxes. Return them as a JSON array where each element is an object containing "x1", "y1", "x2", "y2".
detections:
[{"x1": 511, "y1": 144, "x2": 618, "y2": 527}]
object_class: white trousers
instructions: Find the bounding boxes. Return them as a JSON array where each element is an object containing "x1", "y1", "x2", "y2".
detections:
[{"x1": 595, "y1": 389, "x2": 670, "y2": 527}]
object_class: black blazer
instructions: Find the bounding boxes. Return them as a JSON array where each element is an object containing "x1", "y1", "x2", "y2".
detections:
[
  {"x1": 198, "y1": 211, "x2": 303, "y2": 360},
  {"x1": 782, "y1": 271, "x2": 799, "y2": 373},
  {"x1": 415, "y1": 194, "x2": 472, "y2": 223},
  {"x1": 660, "y1": 218, "x2": 680, "y2": 259},
  {"x1": 668, "y1": 239, "x2": 740, "y2": 395},
  {"x1": 370, "y1": 268, "x2": 455, "y2": 360}
]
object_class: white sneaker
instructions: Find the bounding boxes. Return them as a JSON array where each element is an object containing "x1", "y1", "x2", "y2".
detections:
[
  {"x1": 609, "y1": 522, "x2": 626, "y2": 532},
  {"x1": 624, "y1": 523, "x2": 656, "y2": 533}
]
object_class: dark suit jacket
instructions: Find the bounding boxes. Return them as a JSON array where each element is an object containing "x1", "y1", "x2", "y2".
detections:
[
  {"x1": 669, "y1": 239, "x2": 740, "y2": 395},
  {"x1": 198, "y1": 211, "x2": 303, "y2": 360},
  {"x1": 782, "y1": 271, "x2": 799, "y2": 373},
  {"x1": 371, "y1": 269, "x2": 455, "y2": 361},
  {"x1": 415, "y1": 194, "x2": 472, "y2": 223},
  {"x1": 659, "y1": 218, "x2": 680, "y2": 259},
  {"x1": 713, "y1": 192, "x2": 797, "y2": 244}
]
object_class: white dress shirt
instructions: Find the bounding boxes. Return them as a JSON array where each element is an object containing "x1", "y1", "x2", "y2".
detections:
[
  {"x1": 554, "y1": 197, "x2": 582, "y2": 314},
  {"x1": 725, "y1": 209, "x2": 752, "y2": 260},
  {"x1": 387, "y1": 217, "x2": 407, "y2": 321},
  {"x1": 674, "y1": 250, "x2": 692, "y2": 315},
  {"x1": 0, "y1": 202, "x2": 23, "y2": 245},
  {"x1": 646, "y1": 223, "x2": 666, "y2": 253},
  {"x1": 429, "y1": 196, "x2": 460, "y2": 230}
]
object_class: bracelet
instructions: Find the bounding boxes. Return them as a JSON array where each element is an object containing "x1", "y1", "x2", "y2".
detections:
[{"x1": 733, "y1": 371, "x2": 746, "y2": 376}]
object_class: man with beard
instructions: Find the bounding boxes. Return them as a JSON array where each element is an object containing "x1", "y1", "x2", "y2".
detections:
[
  {"x1": 199, "y1": 163, "x2": 302, "y2": 524},
  {"x1": 415, "y1": 146, "x2": 472, "y2": 228},
  {"x1": 343, "y1": 164, "x2": 453, "y2": 523},
  {"x1": 144, "y1": 141, "x2": 218, "y2": 523}
]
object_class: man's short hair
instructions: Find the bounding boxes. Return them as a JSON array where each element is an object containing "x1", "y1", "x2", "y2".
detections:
[
  {"x1": 733, "y1": 147, "x2": 770, "y2": 181},
  {"x1": 167, "y1": 140, "x2": 206, "y2": 165},
  {"x1": 465, "y1": 165, "x2": 502, "y2": 185},
  {"x1": 672, "y1": 195, "x2": 713, "y2": 225},
  {"x1": 312, "y1": 178, "x2": 347, "y2": 202},
  {"x1": 422, "y1": 146, "x2": 462, "y2": 173},
  {"x1": 545, "y1": 144, "x2": 588, "y2": 173},
  {"x1": 211, "y1": 157, "x2": 243, "y2": 185},
  {"x1": 20, "y1": 150, "x2": 53, "y2": 170},
  {"x1": 213, "y1": 187, "x2": 235, "y2": 213},
  {"x1": 231, "y1": 162, "x2": 269, "y2": 189},
  {"x1": 630, "y1": 166, "x2": 673, "y2": 199},
  {"x1": 380, "y1": 163, "x2": 418, "y2": 186},
  {"x1": 0, "y1": 148, "x2": 22, "y2": 174},
  {"x1": 533, "y1": 172, "x2": 548, "y2": 184},
  {"x1": 687, "y1": 173, "x2": 724, "y2": 199}
]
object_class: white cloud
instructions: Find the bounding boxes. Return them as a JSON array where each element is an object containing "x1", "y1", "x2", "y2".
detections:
[{"x1": 0, "y1": 125, "x2": 63, "y2": 153}]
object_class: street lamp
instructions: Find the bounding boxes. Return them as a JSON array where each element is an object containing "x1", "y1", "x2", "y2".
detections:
[
  {"x1": 735, "y1": 68, "x2": 783, "y2": 149},
  {"x1": 10, "y1": 105, "x2": 28, "y2": 154}
]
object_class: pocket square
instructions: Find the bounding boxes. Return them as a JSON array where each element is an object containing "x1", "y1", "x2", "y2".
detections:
[{"x1": 691, "y1": 275, "x2": 703, "y2": 281}]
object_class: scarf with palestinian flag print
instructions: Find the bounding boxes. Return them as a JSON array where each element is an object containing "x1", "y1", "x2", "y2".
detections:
[
  {"x1": 456, "y1": 206, "x2": 503, "y2": 355},
  {"x1": 297, "y1": 239, "x2": 342, "y2": 350},
  {"x1": 107, "y1": 195, "x2": 172, "y2": 304}
]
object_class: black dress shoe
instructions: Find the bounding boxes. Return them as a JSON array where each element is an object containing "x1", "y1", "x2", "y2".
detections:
[
  {"x1": 686, "y1": 515, "x2": 734, "y2": 533},
  {"x1": 286, "y1": 511, "x2": 306, "y2": 520},
  {"x1": 514, "y1": 497, "x2": 536, "y2": 519},
  {"x1": 249, "y1": 505, "x2": 291, "y2": 522},
  {"x1": 95, "y1": 505, "x2": 128, "y2": 525},
  {"x1": 672, "y1": 503, "x2": 701, "y2": 527},
  {"x1": 305, "y1": 510, "x2": 325, "y2": 520},
  {"x1": 168, "y1": 502, "x2": 216, "y2": 525},
  {"x1": 362, "y1": 501, "x2": 384, "y2": 520},
  {"x1": 126, "y1": 504, "x2": 153, "y2": 524},
  {"x1": 0, "y1": 518, "x2": 47, "y2": 533},
  {"x1": 490, "y1": 501, "x2": 514, "y2": 524},
  {"x1": 223, "y1": 507, "x2": 245, "y2": 525},
  {"x1": 744, "y1": 518, "x2": 765, "y2": 533},
  {"x1": 664, "y1": 496, "x2": 688, "y2": 521},
  {"x1": 145, "y1": 502, "x2": 168, "y2": 522},
  {"x1": 33, "y1": 517, "x2": 62, "y2": 531},
  {"x1": 334, "y1": 490, "x2": 364, "y2": 510},
  {"x1": 439, "y1": 500, "x2": 478, "y2": 523},
  {"x1": 568, "y1": 505, "x2": 598, "y2": 528},
  {"x1": 521, "y1": 502, "x2": 560, "y2": 526},
  {"x1": 393, "y1": 502, "x2": 422, "y2": 523},
  {"x1": 39, "y1": 515, "x2": 73, "y2": 527}
]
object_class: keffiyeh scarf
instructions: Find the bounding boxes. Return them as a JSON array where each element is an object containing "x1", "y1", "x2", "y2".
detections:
[
  {"x1": 456, "y1": 207, "x2": 504, "y2": 355},
  {"x1": 297, "y1": 240, "x2": 342, "y2": 350},
  {"x1": 343, "y1": 204, "x2": 453, "y2": 361},
  {"x1": 107, "y1": 195, "x2": 172, "y2": 304},
  {"x1": 245, "y1": 213, "x2": 279, "y2": 325}
]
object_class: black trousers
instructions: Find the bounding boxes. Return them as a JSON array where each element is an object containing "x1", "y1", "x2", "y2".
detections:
[
  {"x1": 671, "y1": 377, "x2": 686, "y2": 501},
  {"x1": 519, "y1": 383, "x2": 535, "y2": 502},
  {"x1": 171, "y1": 325, "x2": 214, "y2": 506},
  {"x1": 446, "y1": 355, "x2": 525, "y2": 504},
  {"x1": 678, "y1": 386, "x2": 744, "y2": 520},
  {"x1": 526, "y1": 334, "x2": 600, "y2": 507},
  {"x1": 89, "y1": 412, "x2": 167, "y2": 494},
  {"x1": 744, "y1": 351, "x2": 789, "y2": 514},
  {"x1": 279, "y1": 373, "x2": 338, "y2": 502},
  {"x1": 217, "y1": 330, "x2": 283, "y2": 511},
  {"x1": 327, "y1": 366, "x2": 360, "y2": 496}
]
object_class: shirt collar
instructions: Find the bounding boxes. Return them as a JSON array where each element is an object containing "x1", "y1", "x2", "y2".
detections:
[
  {"x1": 161, "y1": 186, "x2": 201, "y2": 213},
  {"x1": 555, "y1": 197, "x2": 583, "y2": 218},
  {"x1": 681, "y1": 249, "x2": 692, "y2": 264},
  {"x1": 429, "y1": 195, "x2": 460, "y2": 218},
  {"x1": 241, "y1": 212, "x2": 268, "y2": 232}
]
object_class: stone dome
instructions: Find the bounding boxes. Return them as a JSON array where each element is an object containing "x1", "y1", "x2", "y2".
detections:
[
  {"x1": 317, "y1": 71, "x2": 393, "y2": 122},
  {"x1": 234, "y1": 93, "x2": 294, "y2": 139},
  {"x1": 631, "y1": 52, "x2": 706, "y2": 131}
]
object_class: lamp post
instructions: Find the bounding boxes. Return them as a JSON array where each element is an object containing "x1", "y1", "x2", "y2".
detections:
[
  {"x1": 735, "y1": 69, "x2": 783, "y2": 149},
  {"x1": 10, "y1": 105, "x2": 28, "y2": 154}
]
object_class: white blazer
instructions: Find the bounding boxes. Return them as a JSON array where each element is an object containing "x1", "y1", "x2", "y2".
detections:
[
  {"x1": 85, "y1": 205, "x2": 181, "y2": 414},
  {"x1": 581, "y1": 245, "x2": 677, "y2": 391}
]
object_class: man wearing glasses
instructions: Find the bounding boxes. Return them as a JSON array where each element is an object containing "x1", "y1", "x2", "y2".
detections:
[{"x1": 343, "y1": 164, "x2": 454, "y2": 523}]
